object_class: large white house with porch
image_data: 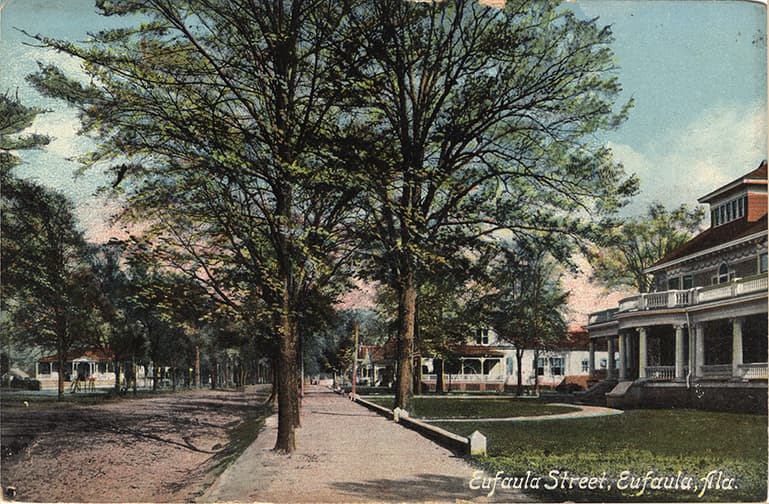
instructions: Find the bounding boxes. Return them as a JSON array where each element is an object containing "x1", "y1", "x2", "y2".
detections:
[
  {"x1": 418, "y1": 327, "x2": 609, "y2": 392},
  {"x1": 586, "y1": 161, "x2": 768, "y2": 412}
]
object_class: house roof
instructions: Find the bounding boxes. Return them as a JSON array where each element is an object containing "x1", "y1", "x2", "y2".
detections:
[
  {"x1": 698, "y1": 160, "x2": 767, "y2": 204},
  {"x1": 551, "y1": 329, "x2": 590, "y2": 351},
  {"x1": 447, "y1": 344, "x2": 505, "y2": 357},
  {"x1": 39, "y1": 348, "x2": 114, "y2": 364},
  {"x1": 647, "y1": 214, "x2": 767, "y2": 272}
]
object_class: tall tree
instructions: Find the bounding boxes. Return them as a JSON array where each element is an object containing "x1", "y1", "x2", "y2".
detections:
[
  {"x1": 29, "y1": 0, "x2": 361, "y2": 451},
  {"x1": 589, "y1": 202, "x2": 704, "y2": 293},
  {"x1": 338, "y1": 0, "x2": 637, "y2": 408},
  {"x1": 1, "y1": 173, "x2": 104, "y2": 397},
  {"x1": 476, "y1": 243, "x2": 569, "y2": 396}
]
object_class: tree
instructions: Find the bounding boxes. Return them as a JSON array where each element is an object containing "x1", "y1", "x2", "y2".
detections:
[
  {"x1": 338, "y1": 0, "x2": 637, "y2": 408},
  {"x1": 589, "y1": 203, "x2": 704, "y2": 293},
  {"x1": 475, "y1": 243, "x2": 569, "y2": 396},
  {"x1": 28, "y1": 0, "x2": 362, "y2": 452},
  {"x1": 1, "y1": 173, "x2": 104, "y2": 397}
]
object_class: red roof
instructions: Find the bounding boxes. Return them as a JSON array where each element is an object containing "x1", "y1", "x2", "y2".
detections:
[
  {"x1": 650, "y1": 214, "x2": 767, "y2": 269},
  {"x1": 698, "y1": 160, "x2": 767, "y2": 203},
  {"x1": 446, "y1": 344, "x2": 505, "y2": 357},
  {"x1": 551, "y1": 329, "x2": 590, "y2": 350}
]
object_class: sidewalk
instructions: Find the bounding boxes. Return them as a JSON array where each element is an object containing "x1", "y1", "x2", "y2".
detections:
[{"x1": 200, "y1": 386, "x2": 526, "y2": 503}]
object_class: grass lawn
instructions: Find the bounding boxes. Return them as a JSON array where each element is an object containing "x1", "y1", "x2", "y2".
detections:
[
  {"x1": 366, "y1": 396, "x2": 579, "y2": 419},
  {"x1": 434, "y1": 409, "x2": 767, "y2": 502}
]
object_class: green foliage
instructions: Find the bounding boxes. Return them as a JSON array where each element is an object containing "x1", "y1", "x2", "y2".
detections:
[
  {"x1": 589, "y1": 203, "x2": 705, "y2": 293},
  {"x1": 1, "y1": 168, "x2": 105, "y2": 391},
  {"x1": 476, "y1": 242, "x2": 570, "y2": 352},
  {"x1": 0, "y1": 93, "x2": 50, "y2": 170}
]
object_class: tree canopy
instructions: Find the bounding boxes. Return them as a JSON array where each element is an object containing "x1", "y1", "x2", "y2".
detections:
[
  {"x1": 589, "y1": 202, "x2": 704, "y2": 293},
  {"x1": 337, "y1": 0, "x2": 637, "y2": 408}
]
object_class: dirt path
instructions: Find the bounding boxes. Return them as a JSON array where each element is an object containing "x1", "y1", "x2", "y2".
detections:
[
  {"x1": 201, "y1": 385, "x2": 529, "y2": 503},
  {"x1": 1, "y1": 386, "x2": 270, "y2": 502}
]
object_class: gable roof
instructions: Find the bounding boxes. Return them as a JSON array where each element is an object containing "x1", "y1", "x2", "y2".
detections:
[{"x1": 647, "y1": 214, "x2": 767, "y2": 273}]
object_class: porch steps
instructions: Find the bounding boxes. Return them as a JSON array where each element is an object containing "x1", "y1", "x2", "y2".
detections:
[
  {"x1": 574, "y1": 379, "x2": 617, "y2": 406},
  {"x1": 606, "y1": 381, "x2": 634, "y2": 398}
]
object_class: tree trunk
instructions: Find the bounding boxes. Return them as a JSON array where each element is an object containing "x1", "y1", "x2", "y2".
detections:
[
  {"x1": 274, "y1": 306, "x2": 300, "y2": 452},
  {"x1": 394, "y1": 270, "x2": 417, "y2": 411},
  {"x1": 436, "y1": 358, "x2": 445, "y2": 394},
  {"x1": 57, "y1": 353, "x2": 65, "y2": 398},
  {"x1": 152, "y1": 362, "x2": 158, "y2": 392},
  {"x1": 516, "y1": 349, "x2": 524, "y2": 397},
  {"x1": 210, "y1": 355, "x2": 218, "y2": 390},
  {"x1": 114, "y1": 360, "x2": 121, "y2": 395}
]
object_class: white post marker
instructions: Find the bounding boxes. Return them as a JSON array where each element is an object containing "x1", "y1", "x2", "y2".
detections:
[{"x1": 469, "y1": 431, "x2": 487, "y2": 456}]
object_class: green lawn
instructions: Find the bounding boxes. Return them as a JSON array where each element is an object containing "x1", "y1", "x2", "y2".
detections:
[
  {"x1": 365, "y1": 396, "x2": 578, "y2": 419},
  {"x1": 434, "y1": 409, "x2": 768, "y2": 502}
]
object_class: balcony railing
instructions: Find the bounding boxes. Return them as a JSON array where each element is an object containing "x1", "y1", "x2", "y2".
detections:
[
  {"x1": 421, "y1": 373, "x2": 504, "y2": 382},
  {"x1": 738, "y1": 362, "x2": 768, "y2": 379},
  {"x1": 588, "y1": 275, "x2": 767, "y2": 323},
  {"x1": 700, "y1": 364, "x2": 733, "y2": 378},
  {"x1": 645, "y1": 366, "x2": 676, "y2": 380},
  {"x1": 588, "y1": 308, "x2": 619, "y2": 325}
]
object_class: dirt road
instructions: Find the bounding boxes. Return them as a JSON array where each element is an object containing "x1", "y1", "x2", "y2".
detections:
[
  {"x1": 1, "y1": 386, "x2": 270, "y2": 502},
  {"x1": 202, "y1": 386, "x2": 528, "y2": 503}
]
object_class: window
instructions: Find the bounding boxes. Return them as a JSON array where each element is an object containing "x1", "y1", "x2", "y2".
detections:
[
  {"x1": 711, "y1": 209, "x2": 717, "y2": 226},
  {"x1": 549, "y1": 357, "x2": 564, "y2": 376},
  {"x1": 760, "y1": 253, "x2": 768, "y2": 274},
  {"x1": 599, "y1": 358, "x2": 607, "y2": 369},
  {"x1": 682, "y1": 274, "x2": 693, "y2": 289},
  {"x1": 718, "y1": 263, "x2": 729, "y2": 284},
  {"x1": 581, "y1": 359, "x2": 589, "y2": 373},
  {"x1": 726, "y1": 203, "x2": 732, "y2": 221},
  {"x1": 667, "y1": 276, "x2": 681, "y2": 290},
  {"x1": 536, "y1": 357, "x2": 545, "y2": 376},
  {"x1": 475, "y1": 328, "x2": 489, "y2": 345}
]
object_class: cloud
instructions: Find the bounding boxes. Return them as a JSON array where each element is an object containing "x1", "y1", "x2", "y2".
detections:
[{"x1": 610, "y1": 102, "x2": 767, "y2": 214}]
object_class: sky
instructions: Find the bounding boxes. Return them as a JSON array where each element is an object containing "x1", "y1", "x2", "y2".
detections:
[{"x1": 1, "y1": 0, "x2": 767, "y2": 321}]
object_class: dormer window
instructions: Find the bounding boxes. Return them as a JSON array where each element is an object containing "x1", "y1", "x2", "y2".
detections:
[
  {"x1": 475, "y1": 327, "x2": 489, "y2": 345},
  {"x1": 712, "y1": 195, "x2": 747, "y2": 227}
]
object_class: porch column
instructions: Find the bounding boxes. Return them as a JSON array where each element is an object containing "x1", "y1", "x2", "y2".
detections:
[
  {"x1": 618, "y1": 332, "x2": 627, "y2": 380},
  {"x1": 588, "y1": 341, "x2": 596, "y2": 378},
  {"x1": 638, "y1": 327, "x2": 648, "y2": 379},
  {"x1": 35, "y1": 362, "x2": 39, "y2": 378},
  {"x1": 732, "y1": 317, "x2": 744, "y2": 377},
  {"x1": 607, "y1": 336, "x2": 616, "y2": 379},
  {"x1": 675, "y1": 324, "x2": 686, "y2": 380},
  {"x1": 695, "y1": 324, "x2": 705, "y2": 377}
]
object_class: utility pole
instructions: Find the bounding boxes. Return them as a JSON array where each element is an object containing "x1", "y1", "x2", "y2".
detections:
[
  {"x1": 194, "y1": 346, "x2": 200, "y2": 388},
  {"x1": 351, "y1": 319, "x2": 359, "y2": 399}
]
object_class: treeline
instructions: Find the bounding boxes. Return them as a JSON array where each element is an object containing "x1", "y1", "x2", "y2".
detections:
[{"x1": 4, "y1": 0, "x2": 643, "y2": 452}]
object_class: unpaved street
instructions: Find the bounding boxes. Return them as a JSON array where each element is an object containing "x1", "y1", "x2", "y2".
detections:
[{"x1": 1, "y1": 386, "x2": 270, "y2": 502}]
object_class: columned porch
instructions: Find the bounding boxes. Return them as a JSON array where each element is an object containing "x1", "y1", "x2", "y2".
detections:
[{"x1": 587, "y1": 313, "x2": 767, "y2": 383}]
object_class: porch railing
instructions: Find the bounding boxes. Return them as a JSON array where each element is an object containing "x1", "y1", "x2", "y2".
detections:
[
  {"x1": 700, "y1": 364, "x2": 733, "y2": 378},
  {"x1": 421, "y1": 373, "x2": 504, "y2": 382},
  {"x1": 645, "y1": 366, "x2": 676, "y2": 380},
  {"x1": 738, "y1": 362, "x2": 768, "y2": 379},
  {"x1": 588, "y1": 274, "x2": 767, "y2": 322}
]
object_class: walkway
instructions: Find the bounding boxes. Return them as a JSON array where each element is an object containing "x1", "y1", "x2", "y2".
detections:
[
  {"x1": 425, "y1": 403, "x2": 623, "y2": 423},
  {"x1": 200, "y1": 386, "x2": 526, "y2": 503}
]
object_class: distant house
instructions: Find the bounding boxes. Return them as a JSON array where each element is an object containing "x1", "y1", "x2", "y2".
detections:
[
  {"x1": 418, "y1": 326, "x2": 608, "y2": 392},
  {"x1": 35, "y1": 348, "x2": 154, "y2": 388},
  {"x1": 586, "y1": 161, "x2": 767, "y2": 411}
]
